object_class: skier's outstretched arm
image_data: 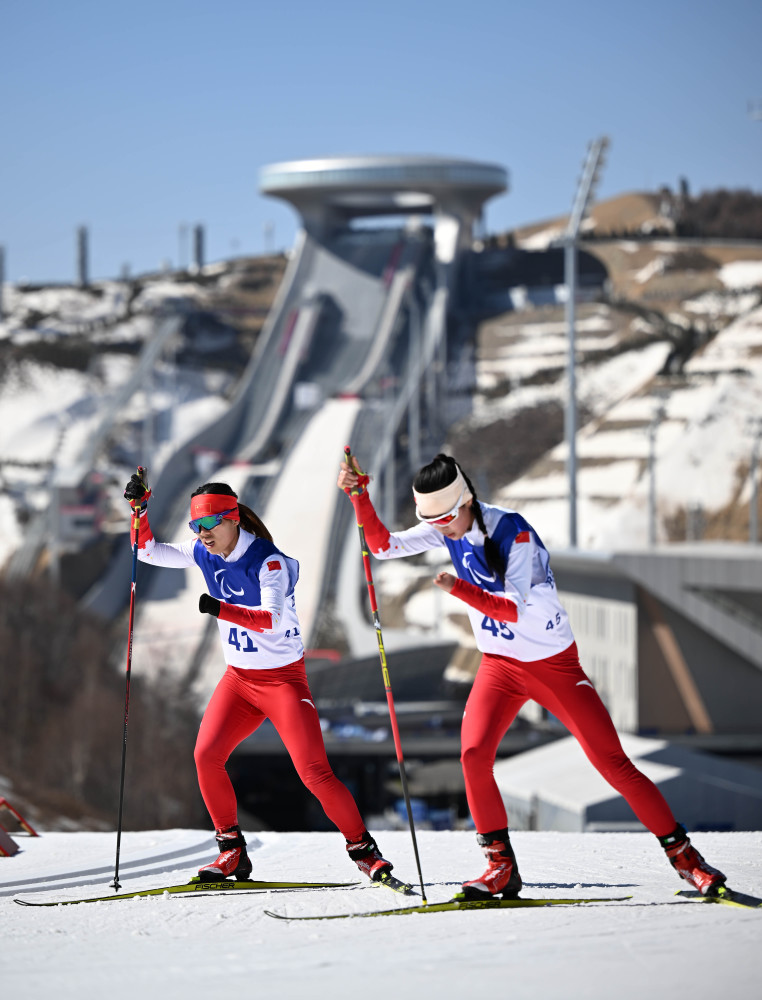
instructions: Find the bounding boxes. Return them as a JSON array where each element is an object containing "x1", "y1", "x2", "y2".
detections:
[{"x1": 337, "y1": 453, "x2": 443, "y2": 559}]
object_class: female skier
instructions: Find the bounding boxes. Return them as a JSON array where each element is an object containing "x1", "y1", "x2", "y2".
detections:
[
  {"x1": 124, "y1": 472, "x2": 397, "y2": 885},
  {"x1": 337, "y1": 452, "x2": 727, "y2": 900}
]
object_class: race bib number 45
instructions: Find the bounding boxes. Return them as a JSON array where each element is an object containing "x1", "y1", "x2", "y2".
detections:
[{"x1": 480, "y1": 616, "x2": 514, "y2": 641}]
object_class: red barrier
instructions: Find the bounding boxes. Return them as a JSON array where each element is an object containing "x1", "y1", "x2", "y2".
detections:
[
  {"x1": 0, "y1": 827, "x2": 19, "y2": 857},
  {"x1": 0, "y1": 798, "x2": 39, "y2": 838}
]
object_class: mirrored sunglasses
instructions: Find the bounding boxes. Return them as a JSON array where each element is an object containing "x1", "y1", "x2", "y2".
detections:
[
  {"x1": 189, "y1": 508, "x2": 238, "y2": 533},
  {"x1": 415, "y1": 486, "x2": 467, "y2": 525}
]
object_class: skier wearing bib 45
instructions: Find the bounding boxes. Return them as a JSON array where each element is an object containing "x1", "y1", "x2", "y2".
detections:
[
  {"x1": 337, "y1": 452, "x2": 726, "y2": 900},
  {"x1": 124, "y1": 473, "x2": 397, "y2": 886}
]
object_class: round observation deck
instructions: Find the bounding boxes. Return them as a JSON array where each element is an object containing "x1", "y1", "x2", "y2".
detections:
[{"x1": 259, "y1": 155, "x2": 508, "y2": 224}]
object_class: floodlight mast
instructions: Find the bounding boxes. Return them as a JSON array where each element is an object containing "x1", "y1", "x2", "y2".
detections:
[
  {"x1": 563, "y1": 136, "x2": 609, "y2": 548},
  {"x1": 750, "y1": 419, "x2": 762, "y2": 544}
]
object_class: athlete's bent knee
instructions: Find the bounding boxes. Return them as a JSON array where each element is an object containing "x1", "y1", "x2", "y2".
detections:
[
  {"x1": 298, "y1": 760, "x2": 336, "y2": 792},
  {"x1": 461, "y1": 743, "x2": 495, "y2": 776},
  {"x1": 194, "y1": 738, "x2": 229, "y2": 771}
]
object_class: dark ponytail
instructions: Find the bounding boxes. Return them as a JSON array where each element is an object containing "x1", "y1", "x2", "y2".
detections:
[
  {"x1": 412, "y1": 453, "x2": 459, "y2": 495},
  {"x1": 190, "y1": 482, "x2": 273, "y2": 543},
  {"x1": 238, "y1": 502, "x2": 272, "y2": 542},
  {"x1": 413, "y1": 454, "x2": 505, "y2": 581}
]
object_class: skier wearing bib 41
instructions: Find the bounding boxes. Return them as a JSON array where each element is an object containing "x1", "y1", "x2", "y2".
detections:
[
  {"x1": 337, "y1": 452, "x2": 726, "y2": 900},
  {"x1": 124, "y1": 472, "x2": 397, "y2": 886}
]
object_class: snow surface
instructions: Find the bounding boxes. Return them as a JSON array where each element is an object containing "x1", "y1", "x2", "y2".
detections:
[
  {"x1": 719, "y1": 260, "x2": 762, "y2": 290},
  {"x1": 1, "y1": 828, "x2": 759, "y2": 1000}
]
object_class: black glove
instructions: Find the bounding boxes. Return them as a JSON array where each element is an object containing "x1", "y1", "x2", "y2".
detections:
[
  {"x1": 124, "y1": 468, "x2": 151, "y2": 509},
  {"x1": 199, "y1": 593, "x2": 221, "y2": 617}
]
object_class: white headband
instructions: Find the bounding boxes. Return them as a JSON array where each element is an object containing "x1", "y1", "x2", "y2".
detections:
[{"x1": 413, "y1": 466, "x2": 472, "y2": 519}]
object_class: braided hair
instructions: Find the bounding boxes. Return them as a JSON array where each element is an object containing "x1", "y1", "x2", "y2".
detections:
[
  {"x1": 413, "y1": 454, "x2": 505, "y2": 580},
  {"x1": 190, "y1": 482, "x2": 273, "y2": 542}
]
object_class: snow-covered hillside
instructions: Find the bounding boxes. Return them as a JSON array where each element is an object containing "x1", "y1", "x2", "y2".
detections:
[
  {"x1": 1, "y1": 828, "x2": 759, "y2": 1000},
  {"x1": 497, "y1": 299, "x2": 762, "y2": 550},
  {"x1": 443, "y1": 239, "x2": 762, "y2": 550},
  {"x1": 0, "y1": 260, "x2": 282, "y2": 572}
]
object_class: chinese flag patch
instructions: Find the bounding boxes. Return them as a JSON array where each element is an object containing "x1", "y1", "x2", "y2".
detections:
[
  {"x1": 267, "y1": 560, "x2": 281, "y2": 571},
  {"x1": 515, "y1": 531, "x2": 530, "y2": 544}
]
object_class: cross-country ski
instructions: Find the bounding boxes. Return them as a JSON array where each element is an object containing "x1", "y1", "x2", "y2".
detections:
[
  {"x1": 14, "y1": 876, "x2": 359, "y2": 907},
  {"x1": 675, "y1": 887, "x2": 762, "y2": 910},
  {"x1": 265, "y1": 894, "x2": 634, "y2": 921}
]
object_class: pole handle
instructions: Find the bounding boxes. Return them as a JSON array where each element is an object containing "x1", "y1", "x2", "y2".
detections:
[{"x1": 344, "y1": 446, "x2": 365, "y2": 492}]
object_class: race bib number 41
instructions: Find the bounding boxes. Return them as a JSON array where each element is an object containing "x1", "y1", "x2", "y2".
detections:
[{"x1": 227, "y1": 627, "x2": 258, "y2": 653}]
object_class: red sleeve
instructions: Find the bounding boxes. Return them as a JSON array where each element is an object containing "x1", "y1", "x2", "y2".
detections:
[
  {"x1": 350, "y1": 490, "x2": 391, "y2": 554},
  {"x1": 130, "y1": 511, "x2": 154, "y2": 549},
  {"x1": 451, "y1": 578, "x2": 518, "y2": 623},
  {"x1": 216, "y1": 603, "x2": 273, "y2": 632}
]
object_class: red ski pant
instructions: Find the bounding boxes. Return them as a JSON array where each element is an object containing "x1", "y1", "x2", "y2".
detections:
[
  {"x1": 461, "y1": 643, "x2": 676, "y2": 837},
  {"x1": 194, "y1": 660, "x2": 365, "y2": 839}
]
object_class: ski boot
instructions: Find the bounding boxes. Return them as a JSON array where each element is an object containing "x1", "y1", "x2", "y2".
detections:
[
  {"x1": 458, "y1": 828, "x2": 523, "y2": 900},
  {"x1": 346, "y1": 830, "x2": 392, "y2": 882},
  {"x1": 197, "y1": 824, "x2": 252, "y2": 882},
  {"x1": 659, "y1": 823, "x2": 726, "y2": 896}
]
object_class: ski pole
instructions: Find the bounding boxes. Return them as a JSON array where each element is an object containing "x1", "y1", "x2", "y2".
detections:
[
  {"x1": 111, "y1": 465, "x2": 146, "y2": 890},
  {"x1": 344, "y1": 446, "x2": 427, "y2": 903}
]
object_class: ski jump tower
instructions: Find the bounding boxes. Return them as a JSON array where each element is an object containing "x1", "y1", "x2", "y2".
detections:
[
  {"x1": 259, "y1": 154, "x2": 508, "y2": 263},
  {"x1": 259, "y1": 155, "x2": 509, "y2": 519}
]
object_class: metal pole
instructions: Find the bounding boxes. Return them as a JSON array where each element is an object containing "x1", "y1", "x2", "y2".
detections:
[
  {"x1": 0, "y1": 245, "x2": 5, "y2": 320},
  {"x1": 407, "y1": 296, "x2": 421, "y2": 474},
  {"x1": 648, "y1": 405, "x2": 665, "y2": 546},
  {"x1": 49, "y1": 482, "x2": 61, "y2": 586},
  {"x1": 193, "y1": 225, "x2": 205, "y2": 271},
  {"x1": 648, "y1": 418, "x2": 657, "y2": 546},
  {"x1": 751, "y1": 426, "x2": 761, "y2": 544},
  {"x1": 565, "y1": 239, "x2": 578, "y2": 548},
  {"x1": 648, "y1": 422, "x2": 656, "y2": 547},
  {"x1": 77, "y1": 226, "x2": 89, "y2": 288},
  {"x1": 562, "y1": 136, "x2": 609, "y2": 550}
]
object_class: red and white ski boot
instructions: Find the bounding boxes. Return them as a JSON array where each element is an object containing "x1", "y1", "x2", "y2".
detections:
[
  {"x1": 346, "y1": 831, "x2": 392, "y2": 881},
  {"x1": 459, "y1": 828, "x2": 523, "y2": 900},
  {"x1": 660, "y1": 823, "x2": 726, "y2": 895},
  {"x1": 197, "y1": 825, "x2": 252, "y2": 882}
]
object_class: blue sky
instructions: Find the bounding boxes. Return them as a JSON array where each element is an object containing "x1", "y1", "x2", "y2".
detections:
[{"x1": 2, "y1": 0, "x2": 760, "y2": 283}]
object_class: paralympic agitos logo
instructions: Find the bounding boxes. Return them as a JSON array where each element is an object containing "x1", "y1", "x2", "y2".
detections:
[
  {"x1": 214, "y1": 568, "x2": 245, "y2": 600},
  {"x1": 462, "y1": 551, "x2": 497, "y2": 586}
]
